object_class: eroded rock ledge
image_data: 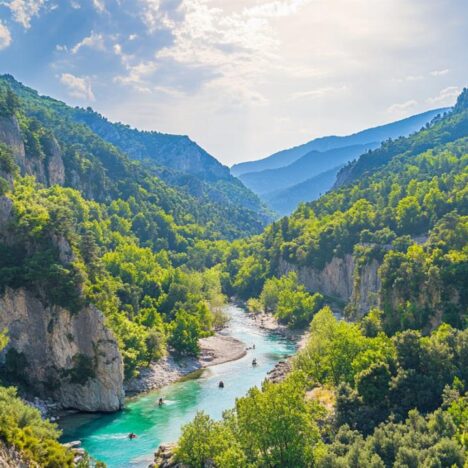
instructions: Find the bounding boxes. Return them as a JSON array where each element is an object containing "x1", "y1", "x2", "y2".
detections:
[{"x1": 0, "y1": 287, "x2": 124, "y2": 412}]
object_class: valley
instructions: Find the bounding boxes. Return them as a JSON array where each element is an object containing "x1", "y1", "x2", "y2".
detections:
[{"x1": 0, "y1": 76, "x2": 466, "y2": 468}]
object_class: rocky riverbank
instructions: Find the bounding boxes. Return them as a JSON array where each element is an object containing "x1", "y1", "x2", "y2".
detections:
[
  {"x1": 125, "y1": 334, "x2": 246, "y2": 395},
  {"x1": 250, "y1": 312, "x2": 309, "y2": 347},
  {"x1": 249, "y1": 312, "x2": 310, "y2": 384}
]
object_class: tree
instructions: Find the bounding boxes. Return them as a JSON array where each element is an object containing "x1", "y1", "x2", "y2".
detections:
[
  {"x1": 235, "y1": 373, "x2": 320, "y2": 467},
  {"x1": 168, "y1": 310, "x2": 201, "y2": 356}
]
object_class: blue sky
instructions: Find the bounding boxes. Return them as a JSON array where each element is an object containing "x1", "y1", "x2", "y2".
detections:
[{"x1": 0, "y1": 0, "x2": 467, "y2": 165}]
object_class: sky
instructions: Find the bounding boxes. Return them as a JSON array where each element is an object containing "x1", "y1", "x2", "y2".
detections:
[{"x1": 0, "y1": 0, "x2": 467, "y2": 166}]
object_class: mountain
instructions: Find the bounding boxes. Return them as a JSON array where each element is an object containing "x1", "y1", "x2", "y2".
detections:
[
  {"x1": 231, "y1": 108, "x2": 448, "y2": 176},
  {"x1": 263, "y1": 164, "x2": 345, "y2": 215},
  {"x1": 0, "y1": 74, "x2": 270, "y2": 223},
  {"x1": 234, "y1": 108, "x2": 448, "y2": 215},
  {"x1": 335, "y1": 101, "x2": 464, "y2": 187},
  {"x1": 223, "y1": 87, "x2": 468, "y2": 331},
  {"x1": 239, "y1": 143, "x2": 378, "y2": 196}
]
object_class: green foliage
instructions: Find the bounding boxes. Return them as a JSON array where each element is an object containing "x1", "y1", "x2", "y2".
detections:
[
  {"x1": 258, "y1": 272, "x2": 324, "y2": 328},
  {"x1": 0, "y1": 386, "x2": 74, "y2": 467},
  {"x1": 168, "y1": 310, "x2": 202, "y2": 356},
  {"x1": 176, "y1": 373, "x2": 322, "y2": 467},
  {"x1": 176, "y1": 412, "x2": 244, "y2": 468},
  {"x1": 220, "y1": 98, "x2": 468, "y2": 333},
  {"x1": 0, "y1": 329, "x2": 7, "y2": 351},
  {"x1": 320, "y1": 402, "x2": 466, "y2": 467},
  {"x1": 0, "y1": 175, "x2": 227, "y2": 377},
  {"x1": 0, "y1": 142, "x2": 16, "y2": 175},
  {"x1": 0, "y1": 87, "x2": 19, "y2": 117},
  {"x1": 297, "y1": 311, "x2": 467, "y2": 434}
]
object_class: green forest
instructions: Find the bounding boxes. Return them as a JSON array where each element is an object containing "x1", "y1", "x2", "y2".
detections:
[
  {"x1": 0, "y1": 78, "x2": 466, "y2": 467},
  {"x1": 173, "y1": 89, "x2": 468, "y2": 466}
]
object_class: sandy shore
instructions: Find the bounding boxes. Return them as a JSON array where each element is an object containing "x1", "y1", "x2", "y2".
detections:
[
  {"x1": 198, "y1": 335, "x2": 246, "y2": 366},
  {"x1": 125, "y1": 334, "x2": 246, "y2": 395}
]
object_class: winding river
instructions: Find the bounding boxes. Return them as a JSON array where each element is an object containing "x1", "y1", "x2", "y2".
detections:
[{"x1": 60, "y1": 304, "x2": 297, "y2": 468}]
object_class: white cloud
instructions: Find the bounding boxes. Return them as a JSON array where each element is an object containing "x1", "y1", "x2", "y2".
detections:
[
  {"x1": 426, "y1": 86, "x2": 460, "y2": 105},
  {"x1": 245, "y1": 0, "x2": 309, "y2": 18},
  {"x1": 82, "y1": 0, "x2": 468, "y2": 165},
  {"x1": 387, "y1": 100, "x2": 418, "y2": 113},
  {"x1": 0, "y1": 21, "x2": 11, "y2": 50},
  {"x1": 59, "y1": 73, "x2": 95, "y2": 101},
  {"x1": 139, "y1": 0, "x2": 162, "y2": 32},
  {"x1": 430, "y1": 68, "x2": 450, "y2": 77},
  {"x1": 6, "y1": 0, "x2": 45, "y2": 28},
  {"x1": 71, "y1": 31, "x2": 106, "y2": 54},
  {"x1": 113, "y1": 61, "x2": 158, "y2": 92},
  {"x1": 92, "y1": 0, "x2": 106, "y2": 12},
  {"x1": 290, "y1": 85, "x2": 347, "y2": 101}
]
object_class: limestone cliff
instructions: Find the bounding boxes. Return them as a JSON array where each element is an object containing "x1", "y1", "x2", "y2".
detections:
[
  {"x1": 0, "y1": 440, "x2": 30, "y2": 468},
  {"x1": 278, "y1": 254, "x2": 381, "y2": 316},
  {"x1": 0, "y1": 287, "x2": 124, "y2": 412},
  {"x1": 0, "y1": 115, "x2": 65, "y2": 187}
]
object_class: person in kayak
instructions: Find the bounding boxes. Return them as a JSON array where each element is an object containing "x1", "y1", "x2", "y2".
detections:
[
  {"x1": 219, "y1": 381, "x2": 224, "y2": 388},
  {"x1": 128, "y1": 433, "x2": 137, "y2": 439},
  {"x1": 158, "y1": 398, "x2": 164, "y2": 406},
  {"x1": 252, "y1": 358, "x2": 257, "y2": 367}
]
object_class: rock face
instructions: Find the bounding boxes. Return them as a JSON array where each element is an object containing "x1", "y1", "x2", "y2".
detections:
[
  {"x1": 278, "y1": 255, "x2": 355, "y2": 301},
  {"x1": 0, "y1": 115, "x2": 65, "y2": 187},
  {"x1": 0, "y1": 440, "x2": 29, "y2": 468},
  {"x1": 0, "y1": 287, "x2": 124, "y2": 412},
  {"x1": 350, "y1": 258, "x2": 381, "y2": 316},
  {"x1": 278, "y1": 254, "x2": 381, "y2": 316}
]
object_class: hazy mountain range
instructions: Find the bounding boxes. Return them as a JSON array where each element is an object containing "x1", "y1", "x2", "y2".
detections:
[{"x1": 232, "y1": 108, "x2": 448, "y2": 214}]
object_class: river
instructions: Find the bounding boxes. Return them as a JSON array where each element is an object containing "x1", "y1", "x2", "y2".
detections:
[{"x1": 59, "y1": 304, "x2": 297, "y2": 468}]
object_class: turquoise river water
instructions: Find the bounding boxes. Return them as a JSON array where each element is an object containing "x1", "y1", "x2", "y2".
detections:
[{"x1": 59, "y1": 304, "x2": 297, "y2": 467}]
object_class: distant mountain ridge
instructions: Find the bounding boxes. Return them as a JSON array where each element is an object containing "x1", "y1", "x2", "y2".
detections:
[
  {"x1": 233, "y1": 108, "x2": 448, "y2": 215},
  {"x1": 231, "y1": 108, "x2": 448, "y2": 177},
  {"x1": 239, "y1": 143, "x2": 378, "y2": 195},
  {"x1": 263, "y1": 164, "x2": 345, "y2": 215}
]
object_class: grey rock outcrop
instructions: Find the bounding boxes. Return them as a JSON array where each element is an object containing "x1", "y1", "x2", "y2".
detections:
[
  {"x1": 0, "y1": 440, "x2": 30, "y2": 468},
  {"x1": 278, "y1": 254, "x2": 381, "y2": 317},
  {"x1": 349, "y1": 258, "x2": 381, "y2": 316},
  {"x1": 0, "y1": 288, "x2": 124, "y2": 412},
  {"x1": 0, "y1": 115, "x2": 65, "y2": 187},
  {"x1": 278, "y1": 255, "x2": 355, "y2": 301}
]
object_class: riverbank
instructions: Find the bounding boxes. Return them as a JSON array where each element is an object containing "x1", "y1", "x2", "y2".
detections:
[
  {"x1": 250, "y1": 312, "x2": 309, "y2": 349},
  {"x1": 125, "y1": 334, "x2": 246, "y2": 395},
  {"x1": 249, "y1": 312, "x2": 310, "y2": 384}
]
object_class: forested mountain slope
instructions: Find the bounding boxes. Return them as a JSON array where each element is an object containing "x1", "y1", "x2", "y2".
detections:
[
  {"x1": 231, "y1": 108, "x2": 447, "y2": 176},
  {"x1": 0, "y1": 74, "x2": 270, "y2": 228},
  {"x1": 220, "y1": 88, "x2": 468, "y2": 334},
  {"x1": 336, "y1": 95, "x2": 467, "y2": 187},
  {"x1": 0, "y1": 79, "x2": 248, "y2": 419}
]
